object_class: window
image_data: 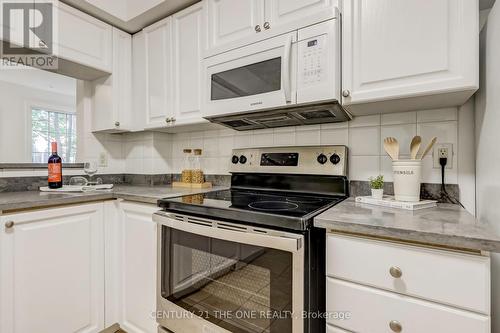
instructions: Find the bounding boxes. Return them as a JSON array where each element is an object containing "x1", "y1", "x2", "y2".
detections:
[{"x1": 31, "y1": 107, "x2": 77, "y2": 163}]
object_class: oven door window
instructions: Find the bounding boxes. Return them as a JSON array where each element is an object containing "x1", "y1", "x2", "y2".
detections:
[
  {"x1": 211, "y1": 57, "x2": 282, "y2": 101},
  {"x1": 161, "y1": 226, "x2": 293, "y2": 333}
]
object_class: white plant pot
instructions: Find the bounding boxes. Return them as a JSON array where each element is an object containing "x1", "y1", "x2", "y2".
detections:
[
  {"x1": 371, "y1": 188, "x2": 384, "y2": 200},
  {"x1": 392, "y1": 159, "x2": 422, "y2": 202}
]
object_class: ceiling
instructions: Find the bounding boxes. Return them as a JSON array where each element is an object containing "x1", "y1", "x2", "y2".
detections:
[{"x1": 61, "y1": 0, "x2": 200, "y2": 34}]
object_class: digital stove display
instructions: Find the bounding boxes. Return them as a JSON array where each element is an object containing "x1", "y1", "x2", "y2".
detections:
[{"x1": 260, "y1": 153, "x2": 299, "y2": 166}]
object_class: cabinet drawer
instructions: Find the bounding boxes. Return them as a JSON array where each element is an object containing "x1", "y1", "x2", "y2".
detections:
[
  {"x1": 326, "y1": 234, "x2": 490, "y2": 314},
  {"x1": 326, "y1": 278, "x2": 490, "y2": 333}
]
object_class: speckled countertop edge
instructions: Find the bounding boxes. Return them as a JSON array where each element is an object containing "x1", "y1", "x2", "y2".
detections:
[
  {"x1": 314, "y1": 198, "x2": 500, "y2": 253},
  {"x1": 0, "y1": 185, "x2": 229, "y2": 212}
]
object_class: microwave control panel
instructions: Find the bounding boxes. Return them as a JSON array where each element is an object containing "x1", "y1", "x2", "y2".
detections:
[
  {"x1": 299, "y1": 35, "x2": 327, "y2": 87},
  {"x1": 296, "y1": 18, "x2": 339, "y2": 103}
]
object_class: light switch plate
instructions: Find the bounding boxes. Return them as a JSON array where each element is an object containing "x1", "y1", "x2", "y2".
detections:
[{"x1": 433, "y1": 143, "x2": 453, "y2": 169}]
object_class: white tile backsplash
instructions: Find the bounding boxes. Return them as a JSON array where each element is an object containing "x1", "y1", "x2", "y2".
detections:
[
  {"x1": 37, "y1": 106, "x2": 457, "y2": 184},
  {"x1": 381, "y1": 111, "x2": 417, "y2": 125},
  {"x1": 273, "y1": 127, "x2": 296, "y2": 146},
  {"x1": 349, "y1": 156, "x2": 380, "y2": 181},
  {"x1": 349, "y1": 114, "x2": 381, "y2": 127},
  {"x1": 349, "y1": 126, "x2": 380, "y2": 156},
  {"x1": 417, "y1": 108, "x2": 457, "y2": 123},
  {"x1": 380, "y1": 124, "x2": 417, "y2": 156},
  {"x1": 295, "y1": 125, "x2": 321, "y2": 145}
]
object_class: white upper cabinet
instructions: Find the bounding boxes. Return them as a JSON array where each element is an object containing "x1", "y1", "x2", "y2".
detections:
[
  {"x1": 54, "y1": 1, "x2": 113, "y2": 73},
  {"x1": 171, "y1": 2, "x2": 206, "y2": 126},
  {"x1": 144, "y1": 17, "x2": 174, "y2": 128},
  {"x1": 341, "y1": 0, "x2": 479, "y2": 112},
  {"x1": 92, "y1": 28, "x2": 132, "y2": 133},
  {"x1": 265, "y1": 0, "x2": 335, "y2": 30},
  {"x1": 206, "y1": 0, "x2": 336, "y2": 56},
  {"x1": 0, "y1": 203, "x2": 105, "y2": 333},
  {"x1": 207, "y1": 0, "x2": 265, "y2": 53}
]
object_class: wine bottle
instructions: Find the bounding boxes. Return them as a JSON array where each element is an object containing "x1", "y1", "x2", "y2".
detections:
[{"x1": 48, "y1": 142, "x2": 63, "y2": 189}]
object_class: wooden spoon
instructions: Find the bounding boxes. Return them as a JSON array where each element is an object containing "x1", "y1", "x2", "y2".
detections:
[
  {"x1": 419, "y1": 137, "x2": 437, "y2": 160},
  {"x1": 410, "y1": 136, "x2": 422, "y2": 160},
  {"x1": 383, "y1": 137, "x2": 399, "y2": 160}
]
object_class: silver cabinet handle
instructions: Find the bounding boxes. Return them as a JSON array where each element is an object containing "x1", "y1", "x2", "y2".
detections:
[
  {"x1": 114, "y1": 121, "x2": 120, "y2": 127},
  {"x1": 342, "y1": 90, "x2": 351, "y2": 97},
  {"x1": 263, "y1": 22, "x2": 270, "y2": 30},
  {"x1": 5, "y1": 221, "x2": 14, "y2": 229},
  {"x1": 389, "y1": 266, "x2": 403, "y2": 278},
  {"x1": 255, "y1": 25, "x2": 261, "y2": 32},
  {"x1": 389, "y1": 320, "x2": 402, "y2": 332}
]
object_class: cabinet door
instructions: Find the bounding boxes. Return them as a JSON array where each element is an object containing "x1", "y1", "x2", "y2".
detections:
[
  {"x1": 171, "y1": 2, "x2": 206, "y2": 126},
  {"x1": 342, "y1": 0, "x2": 478, "y2": 105},
  {"x1": 0, "y1": 203, "x2": 105, "y2": 333},
  {"x1": 54, "y1": 2, "x2": 113, "y2": 72},
  {"x1": 114, "y1": 201, "x2": 158, "y2": 333},
  {"x1": 265, "y1": 0, "x2": 335, "y2": 31},
  {"x1": 132, "y1": 31, "x2": 147, "y2": 131},
  {"x1": 144, "y1": 17, "x2": 173, "y2": 128},
  {"x1": 92, "y1": 28, "x2": 132, "y2": 133},
  {"x1": 207, "y1": 0, "x2": 265, "y2": 52}
]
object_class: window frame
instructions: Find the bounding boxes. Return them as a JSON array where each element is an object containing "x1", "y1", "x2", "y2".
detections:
[{"x1": 27, "y1": 101, "x2": 77, "y2": 163}]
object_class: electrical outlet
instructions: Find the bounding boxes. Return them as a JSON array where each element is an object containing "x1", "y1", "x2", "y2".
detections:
[
  {"x1": 99, "y1": 152, "x2": 108, "y2": 167},
  {"x1": 433, "y1": 143, "x2": 453, "y2": 169}
]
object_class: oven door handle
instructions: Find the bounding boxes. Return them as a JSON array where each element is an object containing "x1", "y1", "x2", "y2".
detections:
[
  {"x1": 282, "y1": 34, "x2": 293, "y2": 104},
  {"x1": 154, "y1": 212, "x2": 303, "y2": 253}
]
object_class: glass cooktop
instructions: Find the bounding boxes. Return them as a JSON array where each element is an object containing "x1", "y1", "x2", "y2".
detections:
[{"x1": 158, "y1": 189, "x2": 346, "y2": 231}]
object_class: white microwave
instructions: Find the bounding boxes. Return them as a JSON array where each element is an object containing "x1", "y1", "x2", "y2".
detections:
[{"x1": 202, "y1": 17, "x2": 341, "y2": 120}]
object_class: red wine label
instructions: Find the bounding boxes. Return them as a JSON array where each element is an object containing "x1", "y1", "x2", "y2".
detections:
[{"x1": 48, "y1": 164, "x2": 62, "y2": 182}]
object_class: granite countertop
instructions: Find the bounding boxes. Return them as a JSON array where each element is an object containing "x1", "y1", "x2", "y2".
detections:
[
  {"x1": 315, "y1": 198, "x2": 500, "y2": 252},
  {"x1": 0, "y1": 185, "x2": 228, "y2": 212}
]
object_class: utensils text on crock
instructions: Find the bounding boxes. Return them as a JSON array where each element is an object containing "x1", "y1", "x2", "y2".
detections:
[
  {"x1": 384, "y1": 137, "x2": 400, "y2": 160},
  {"x1": 419, "y1": 137, "x2": 437, "y2": 160},
  {"x1": 410, "y1": 136, "x2": 422, "y2": 160}
]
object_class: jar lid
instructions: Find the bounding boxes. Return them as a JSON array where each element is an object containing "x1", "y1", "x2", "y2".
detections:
[
  {"x1": 183, "y1": 149, "x2": 192, "y2": 153},
  {"x1": 193, "y1": 149, "x2": 202, "y2": 155}
]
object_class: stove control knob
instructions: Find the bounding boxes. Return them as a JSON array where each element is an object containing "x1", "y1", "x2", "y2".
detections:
[
  {"x1": 231, "y1": 155, "x2": 239, "y2": 164},
  {"x1": 317, "y1": 154, "x2": 328, "y2": 165},
  {"x1": 330, "y1": 153, "x2": 341, "y2": 165},
  {"x1": 239, "y1": 155, "x2": 247, "y2": 164}
]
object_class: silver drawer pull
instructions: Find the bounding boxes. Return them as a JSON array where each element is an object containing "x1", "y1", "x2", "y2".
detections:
[
  {"x1": 389, "y1": 266, "x2": 403, "y2": 278},
  {"x1": 5, "y1": 221, "x2": 15, "y2": 229},
  {"x1": 389, "y1": 320, "x2": 402, "y2": 332}
]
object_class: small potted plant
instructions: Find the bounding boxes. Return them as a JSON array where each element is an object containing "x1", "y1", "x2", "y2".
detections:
[{"x1": 369, "y1": 175, "x2": 384, "y2": 200}]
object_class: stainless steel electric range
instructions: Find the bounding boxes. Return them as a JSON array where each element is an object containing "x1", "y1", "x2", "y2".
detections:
[{"x1": 154, "y1": 146, "x2": 348, "y2": 333}]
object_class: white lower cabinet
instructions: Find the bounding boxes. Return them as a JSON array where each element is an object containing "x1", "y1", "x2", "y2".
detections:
[
  {"x1": 326, "y1": 233, "x2": 491, "y2": 333},
  {"x1": 327, "y1": 278, "x2": 490, "y2": 333},
  {"x1": 0, "y1": 203, "x2": 105, "y2": 333},
  {"x1": 105, "y1": 201, "x2": 158, "y2": 333}
]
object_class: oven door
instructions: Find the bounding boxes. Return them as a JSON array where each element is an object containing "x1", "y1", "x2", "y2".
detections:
[
  {"x1": 203, "y1": 31, "x2": 298, "y2": 118},
  {"x1": 154, "y1": 211, "x2": 304, "y2": 333}
]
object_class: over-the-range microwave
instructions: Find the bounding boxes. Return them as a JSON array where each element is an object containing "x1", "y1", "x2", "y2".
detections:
[{"x1": 202, "y1": 14, "x2": 351, "y2": 130}]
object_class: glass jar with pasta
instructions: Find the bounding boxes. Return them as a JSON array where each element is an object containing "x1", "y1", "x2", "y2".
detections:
[{"x1": 191, "y1": 149, "x2": 204, "y2": 184}]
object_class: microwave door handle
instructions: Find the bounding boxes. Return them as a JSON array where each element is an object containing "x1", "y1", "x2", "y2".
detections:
[{"x1": 282, "y1": 35, "x2": 293, "y2": 103}]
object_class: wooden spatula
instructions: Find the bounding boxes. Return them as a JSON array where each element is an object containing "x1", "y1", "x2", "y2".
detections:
[
  {"x1": 384, "y1": 137, "x2": 399, "y2": 160},
  {"x1": 410, "y1": 136, "x2": 422, "y2": 160},
  {"x1": 419, "y1": 137, "x2": 437, "y2": 160}
]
